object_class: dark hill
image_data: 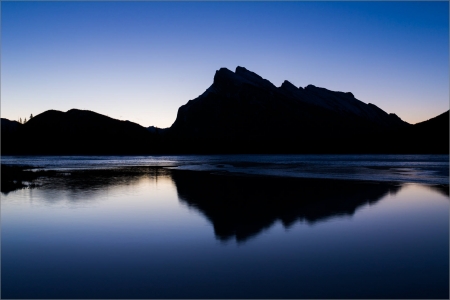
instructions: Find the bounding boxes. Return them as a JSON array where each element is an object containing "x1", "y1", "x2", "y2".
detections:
[
  {"x1": 361, "y1": 110, "x2": 449, "y2": 154},
  {"x1": 397, "y1": 110, "x2": 449, "y2": 154},
  {"x1": 2, "y1": 109, "x2": 158, "y2": 155},
  {"x1": 414, "y1": 110, "x2": 449, "y2": 131},
  {"x1": 1, "y1": 118, "x2": 22, "y2": 137}
]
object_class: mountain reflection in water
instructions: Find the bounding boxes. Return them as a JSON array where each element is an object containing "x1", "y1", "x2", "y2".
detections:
[
  {"x1": 172, "y1": 170, "x2": 404, "y2": 242},
  {"x1": 2, "y1": 165, "x2": 449, "y2": 299},
  {"x1": 16, "y1": 166, "x2": 445, "y2": 243}
]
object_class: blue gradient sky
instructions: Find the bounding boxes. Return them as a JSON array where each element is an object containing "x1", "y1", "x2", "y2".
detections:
[{"x1": 2, "y1": 1, "x2": 448, "y2": 127}]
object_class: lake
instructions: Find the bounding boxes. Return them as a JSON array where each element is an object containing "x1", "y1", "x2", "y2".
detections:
[{"x1": 1, "y1": 155, "x2": 449, "y2": 298}]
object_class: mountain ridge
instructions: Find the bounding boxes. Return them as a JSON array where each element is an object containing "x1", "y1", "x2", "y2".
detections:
[
  {"x1": 1, "y1": 66, "x2": 448, "y2": 154},
  {"x1": 167, "y1": 66, "x2": 414, "y2": 153}
]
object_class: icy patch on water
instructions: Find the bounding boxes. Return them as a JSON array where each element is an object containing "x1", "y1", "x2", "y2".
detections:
[{"x1": 2, "y1": 154, "x2": 448, "y2": 185}]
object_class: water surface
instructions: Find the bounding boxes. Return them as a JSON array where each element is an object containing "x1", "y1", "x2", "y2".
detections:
[
  {"x1": 2, "y1": 154, "x2": 448, "y2": 184},
  {"x1": 1, "y1": 155, "x2": 449, "y2": 298}
]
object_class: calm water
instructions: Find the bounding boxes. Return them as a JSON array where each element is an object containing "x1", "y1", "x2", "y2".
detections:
[{"x1": 1, "y1": 155, "x2": 449, "y2": 298}]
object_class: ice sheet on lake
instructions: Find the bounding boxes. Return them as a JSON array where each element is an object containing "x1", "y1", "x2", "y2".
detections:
[{"x1": 1, "y1": 154, "x2": 448, "y2": 185}]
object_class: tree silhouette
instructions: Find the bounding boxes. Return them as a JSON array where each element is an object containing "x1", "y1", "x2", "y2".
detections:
[
  {"x1": 30, "y1": 114, "x2": 33, "y2": 120},
  {"x1": 19, "y1": 118, "x2": 22, "y2": 124},
  {"x1": 24, "y1": 117, "x2": 27, "y2": 123}
]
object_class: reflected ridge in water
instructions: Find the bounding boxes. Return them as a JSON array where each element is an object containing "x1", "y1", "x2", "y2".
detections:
[
  {"x1": 2, "y1": 165, "x2": 448, "y2": 298},
  {"x1": 7, "y1": 166, "x2": 447, "y2": 244},
  {"x1": 172, "y1": 170, "x2": 404, "y2": 242}
]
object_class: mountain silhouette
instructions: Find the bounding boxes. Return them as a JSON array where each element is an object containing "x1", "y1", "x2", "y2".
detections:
[
  {"x1": 1, "y1": 67, "x2": 448, "y2": 154},
  {"x1": 171, "y1": 66, "x2": 407, "y2": 136},
  {"x1": 166, "y1": 67, "x2": 413, "y2": 153}
]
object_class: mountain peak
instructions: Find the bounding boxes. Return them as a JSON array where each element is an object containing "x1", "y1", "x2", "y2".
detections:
[
  {"x1": 281, "y1": 80, "x2": 298, "y2": 90},
  {"x1": 234, "y1": 66, "x2": 276, "y2": 90},
  {"x1": 213, "y1": 66, "x2": 277, "y2": 91},
  {"x1": 235, "y1": 66, "x2": 262, "y2": 79},
  {"x1": 214, "y1": 67, "x2": 234, "y2": 78},
  {"x1": 213, "y1": 67, "x2": 252, "y2": 89},
  {"x1": 345, "y1": 92, "x2": 355, "y2": 98}
]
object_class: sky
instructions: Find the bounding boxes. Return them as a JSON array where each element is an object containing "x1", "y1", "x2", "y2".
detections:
[{"x1": 1, "y1": 1, "x2": 448, "y2": 128}]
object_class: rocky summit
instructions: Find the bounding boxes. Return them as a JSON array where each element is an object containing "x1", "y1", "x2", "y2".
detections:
[{"x1": 167, "y1": 66, "x2": 411, "y2": 152}]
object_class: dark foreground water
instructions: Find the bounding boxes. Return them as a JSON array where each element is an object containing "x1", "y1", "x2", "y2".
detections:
[{"x1": 1, "y1": 155, "x2": 449, "y2": 298}]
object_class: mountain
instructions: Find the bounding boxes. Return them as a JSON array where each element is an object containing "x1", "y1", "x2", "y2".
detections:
[
  {"x1": 1, "y1": 118, "x2": 22, "y2": 137},
  {"x1": 384, "y1": 110, "x2": 449, "y2": 154},
  {"x1": 2, "y1": 109, "x2": 159, "y2": 155},
  {"x1": 167, "y1": 66, "x2": 411, "y2": 153},
  {"x1": 1, "y1": 67, "x2": 448, "y2": 154},
  {"x1": 1, "y1": 118, "x2": 24, "y2": 154},
  {"x1": 414, "y1": 110, "x2": 449, "y2": 131}
]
